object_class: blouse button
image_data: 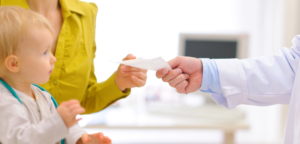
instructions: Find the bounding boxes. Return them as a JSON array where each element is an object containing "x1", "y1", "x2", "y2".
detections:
[{"x1": 52, "y1": 80, "x2": 58, "y2": 85}]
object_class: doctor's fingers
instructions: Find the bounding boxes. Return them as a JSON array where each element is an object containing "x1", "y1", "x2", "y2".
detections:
[
  {"x1": 162, "y1": 68, "x2": 182, "y2": 82},
  {"x1": 131, "y1": 75, "x2": 146, "y2": 87},
  {"x1": 156, "y1": 68, "x2": 169, "y2": 78},
  {"x1": 168, "y1": 74, "x2": 189, "y2": 87},
  {"x1": 185, "y1": 78, "x2": 202, "y2": 94},
  {"x1": 175, "y1": 80, "x2": 189, "y2": 94},
  {"x1": 167, "y1": 56, "x2": 184, "y2": 69}
]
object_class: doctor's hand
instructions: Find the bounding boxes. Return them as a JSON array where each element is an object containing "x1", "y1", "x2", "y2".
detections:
[
  {"x1": 115, "y1": 54, "x2": 148, "y2": 91},
  {"x1": 76, "y1": 132, "x2": 112, "y2": 144},
  {"x1": 57, "y1": 100, "x2": 85, "y2": 128},
  {"x1": 156, "y1": 56, "x2": 203, "y2": 94}
]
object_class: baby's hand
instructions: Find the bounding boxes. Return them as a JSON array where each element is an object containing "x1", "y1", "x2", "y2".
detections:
[
  {"x1": 56, "y1": 100, "x2": 85, "y2": 128},
  {"x1": 77, "y1": 133, "x2": 112, "y2": 144}
]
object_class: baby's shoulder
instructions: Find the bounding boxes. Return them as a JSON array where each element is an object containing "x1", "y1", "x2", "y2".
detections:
[
  {"x1": 31, "y1": 85, "x2": 52, "y2": 101},
  {"x1": 0, "y1": 84, "x2": 22, "y2": 105}
]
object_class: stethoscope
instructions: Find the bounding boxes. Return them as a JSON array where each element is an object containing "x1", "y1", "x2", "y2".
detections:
[{"x1": 0, "y1": 78, "x2": 65, "y2": 144}]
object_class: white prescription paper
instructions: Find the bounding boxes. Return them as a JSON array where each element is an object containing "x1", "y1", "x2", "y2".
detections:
[{"x1": 111, "y1": 57, "x2": 172, "y2": 71}]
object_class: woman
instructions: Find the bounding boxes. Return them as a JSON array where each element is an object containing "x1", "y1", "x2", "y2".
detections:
[{"x1": 0, "y1": 0, "x2": 148, "y2": 114}]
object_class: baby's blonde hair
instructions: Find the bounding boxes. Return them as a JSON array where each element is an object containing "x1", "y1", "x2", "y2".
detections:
[{"x1": 0, "y1": 6, "x2": 54, "y2": 63}]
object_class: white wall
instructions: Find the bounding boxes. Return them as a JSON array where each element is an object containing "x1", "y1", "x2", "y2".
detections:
[{"x1": 80, "y1": 0, "x2": 286, "y2": 143}]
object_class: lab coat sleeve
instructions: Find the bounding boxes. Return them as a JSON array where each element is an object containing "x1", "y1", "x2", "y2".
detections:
[
  {"x1": 0, "y1": 92, "x2": 69, "y2": 144},
  {"x1": 212, "y1": 35, "x2": 300, "y2": 109}
]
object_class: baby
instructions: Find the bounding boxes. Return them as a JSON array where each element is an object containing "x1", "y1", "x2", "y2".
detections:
[{"x1": 0, "y1": 6, "x2": 111, "y2": 144}]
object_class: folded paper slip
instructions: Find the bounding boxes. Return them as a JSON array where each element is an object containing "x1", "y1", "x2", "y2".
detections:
[{"x1": 111, "y1": 57, "x2": 172, "y2": 71}]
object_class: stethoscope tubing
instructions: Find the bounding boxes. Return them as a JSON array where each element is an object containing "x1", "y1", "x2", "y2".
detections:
[{"x1": 0, "y1": 79, "x2": 65, "y2": 144}]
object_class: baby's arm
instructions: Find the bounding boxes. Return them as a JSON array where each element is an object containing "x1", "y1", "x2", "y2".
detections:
[
  {"x1": 46, "y1": 93, "x2": 110, "y2": 144},
  {"x1": 0, "y1": 95, "x2": 68, "y2": 144},
  {"x1": 63, "y1": 124, "x2": 112, "y2": 144},
  {"x1": 62, "y1": 121, "x2": 112, "y2": 144},
  {"x1": 47, "y1": 96, "x2": 87, "y2": 144},
  {"x1": 65, "y1": 124, "x2": 87, "y2": 144}
]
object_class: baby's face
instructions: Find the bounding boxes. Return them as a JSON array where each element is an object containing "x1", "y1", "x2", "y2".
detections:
[{"x1": 16, "y1": 27, "x2": 56, "y2": 84}]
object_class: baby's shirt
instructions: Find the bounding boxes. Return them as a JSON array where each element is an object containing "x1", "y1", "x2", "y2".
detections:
[{"x1": 0, "y1": 83, "x2": 86, "y2": 144}]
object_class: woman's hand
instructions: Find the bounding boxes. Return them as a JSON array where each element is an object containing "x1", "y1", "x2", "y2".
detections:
[
  {"x1": 76, "y1": 133, "x2": 112, "y2": 144},
  {"x1": 115, "y1": 54, "x2": 148, "y2": 91}
]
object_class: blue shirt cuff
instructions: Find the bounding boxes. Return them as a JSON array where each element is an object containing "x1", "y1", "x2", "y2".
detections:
[{"x1": 199, "y1": 59, "x2": 223, "y2": 95}]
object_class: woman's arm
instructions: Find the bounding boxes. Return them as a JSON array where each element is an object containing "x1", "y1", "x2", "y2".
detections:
[
  {"x1": 78, "y1": 3, "x2": 147, "y2": 114},
  {"x1": 79, "y1": 41, "x2": 131, "y2": 114}
]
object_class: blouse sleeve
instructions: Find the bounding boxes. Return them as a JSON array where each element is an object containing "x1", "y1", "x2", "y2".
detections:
[
  {"x1": 79, "y1": 3, "x2": 130, "y2": 114},
  {"x1": 80, "y1": 41, "x2": 130, "y2": 114}
]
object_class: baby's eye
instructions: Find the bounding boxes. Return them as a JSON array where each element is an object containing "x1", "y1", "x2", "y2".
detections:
[{"x1": 43, "y1": 51, "x2": 47, "y2": 55}]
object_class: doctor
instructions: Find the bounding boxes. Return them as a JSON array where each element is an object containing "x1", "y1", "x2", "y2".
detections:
[{"x1": 156, "y1": 35, "x2": 300, "y2": 144}]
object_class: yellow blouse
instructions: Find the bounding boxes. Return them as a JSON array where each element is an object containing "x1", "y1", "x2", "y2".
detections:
[{"x1": 0, "y1": 0, "x2": 130, "y2": 114}]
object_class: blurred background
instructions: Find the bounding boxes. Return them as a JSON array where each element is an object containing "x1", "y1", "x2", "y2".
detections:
[{"x1": 77, "y1": 0, "x2": 300, "y2": 144}]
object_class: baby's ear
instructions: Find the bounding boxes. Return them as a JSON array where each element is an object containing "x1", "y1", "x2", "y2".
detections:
[{"x1": 5, "y1": 55, "x2": 20, "y2": 73}]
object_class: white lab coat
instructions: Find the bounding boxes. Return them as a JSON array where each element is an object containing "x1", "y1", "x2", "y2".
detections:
[{"x1": 211, "y1": 35, "x2": 300, "y2": 144}]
